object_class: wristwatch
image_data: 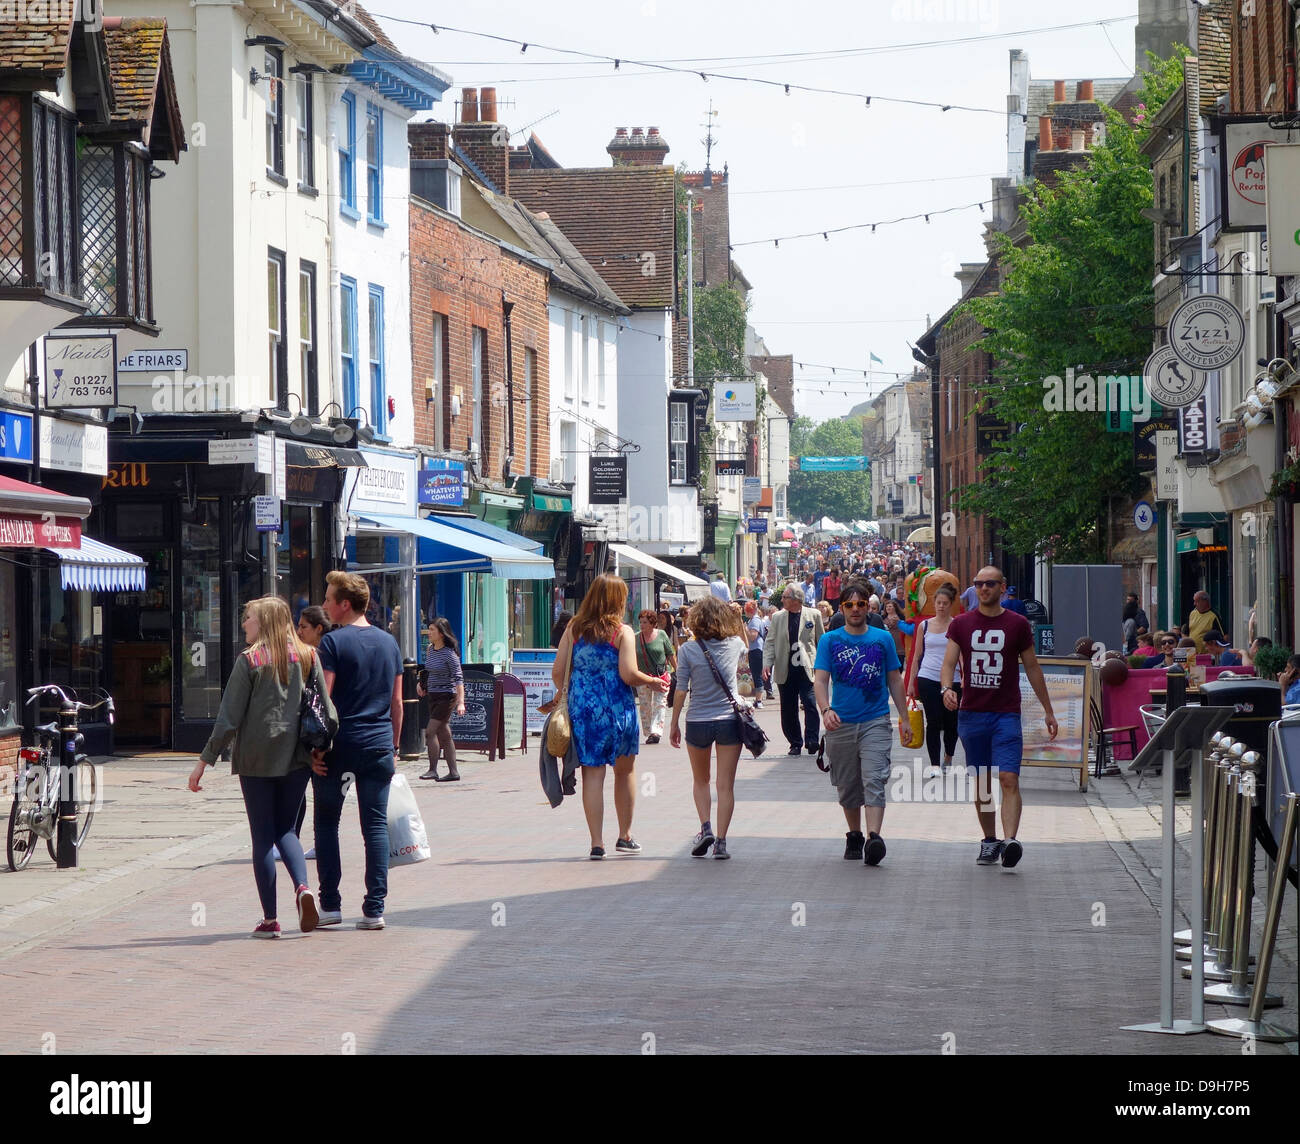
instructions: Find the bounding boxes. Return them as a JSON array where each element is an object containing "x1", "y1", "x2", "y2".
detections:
[
  {"x1": 940, "y1": 685, "x2": 952, "y2": 695},
  {"x1": 820, "y1": 706, "x2": 831, "y2": 716}
]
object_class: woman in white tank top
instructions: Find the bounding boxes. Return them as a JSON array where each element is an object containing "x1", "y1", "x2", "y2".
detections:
[{"x1": 907, "y1": 584, "x2": 961, "y2": 773}]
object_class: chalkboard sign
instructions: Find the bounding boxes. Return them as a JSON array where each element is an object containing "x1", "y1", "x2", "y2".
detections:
[
  {"x1": 451, "y1": 671, "x2": 496, "y2": 752},
  {"x1": 497, "y1": 673, "x2": 527, "y2": 756}
]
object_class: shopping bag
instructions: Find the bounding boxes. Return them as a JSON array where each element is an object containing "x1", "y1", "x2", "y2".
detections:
[
  {"x1": 899, "y1": 699, "x2": 924, "y2": 749},
  {"x1": 387, "y1": 774, "x2": 430, "y2": 865}
]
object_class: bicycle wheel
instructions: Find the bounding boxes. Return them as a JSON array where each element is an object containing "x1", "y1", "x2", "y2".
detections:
[
  {"x1": 7, "y1": 781, "x2": 42, "y2": 872},
  {"x1": 44, "y1": 759, "x2": 97, "y2": 861}
]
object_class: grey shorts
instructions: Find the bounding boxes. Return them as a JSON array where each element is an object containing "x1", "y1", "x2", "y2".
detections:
[{"x1": 824, "y1": 716, "x2": 893, "y2": 809}]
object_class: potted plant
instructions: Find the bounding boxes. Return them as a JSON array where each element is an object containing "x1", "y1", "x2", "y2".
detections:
[
  {"x1": 1266, "y1": 461, "x2": 1300, "y2": 500},
  {"x1": 1252, "y1": 644, "x2": 1291, "y2": 681}
]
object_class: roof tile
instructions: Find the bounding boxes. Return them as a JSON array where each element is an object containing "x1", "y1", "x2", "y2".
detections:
[{"x1": 0, "y1": 15, "x2": 74, "y2": 77}]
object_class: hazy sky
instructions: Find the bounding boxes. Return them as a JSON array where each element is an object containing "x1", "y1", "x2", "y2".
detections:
[{"x1": 371, "y1": 0, "x2": 1142, "y2": 420}]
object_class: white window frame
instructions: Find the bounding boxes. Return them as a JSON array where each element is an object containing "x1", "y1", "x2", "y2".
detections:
[{"x1": 669, "y1": 401, "x2": 689, "y2": 485}]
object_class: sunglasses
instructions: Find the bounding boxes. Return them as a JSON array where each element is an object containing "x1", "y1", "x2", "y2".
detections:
[
  {"x1": 1161, "y1": 640, "x2": 1176, "y2": 647},
  {"x1": 841, "y1": 599, "x2": 869, "y2": 609},
  {"x1": 973, "y1": 579, "x2": 1002, "y2": 589}
]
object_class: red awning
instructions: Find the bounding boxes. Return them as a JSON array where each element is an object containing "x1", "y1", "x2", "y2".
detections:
[{"x1": 0, "y1": 475, "x2": 90, "y2": 549}]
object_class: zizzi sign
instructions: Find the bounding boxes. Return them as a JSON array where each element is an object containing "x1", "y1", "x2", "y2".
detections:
[{"x1": 44, "y1": 335, "x2": 118, "y2": 409}]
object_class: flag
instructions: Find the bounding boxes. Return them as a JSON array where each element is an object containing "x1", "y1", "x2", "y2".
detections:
[{"x1": 869, "y1": 352, "x2": 883, "y2": 365}]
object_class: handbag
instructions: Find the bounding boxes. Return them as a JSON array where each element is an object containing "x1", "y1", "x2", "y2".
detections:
[
  {"x1": 899, "y1": 698, "x2": 924, "y2": 749},
  {"x1": 546, "y1": 642, "x2": 574, "y2": 758},
  {"x1": 698, "y1": 640, "x2": 768, "y2": 758},
  {"x1": 298, "y1": 652, "x2": 337, "y2": 751}
]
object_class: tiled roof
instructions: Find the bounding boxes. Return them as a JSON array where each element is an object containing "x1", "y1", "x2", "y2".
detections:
[
  {"x1": 0, "y1": 12, "x2": 75, "y2": 80},
  {"x1": 1198, "y1": 0, "x2": 1232, "y2": 114},
  {"x1": 510, "y1": 166, "x2": 678, "y2": 309},
  {"x1": 101, "y1": 18, "x2": 185, "y2": 159},
  {"x1": 348, "y1": 2, "x2": 400, "y2": 53}
]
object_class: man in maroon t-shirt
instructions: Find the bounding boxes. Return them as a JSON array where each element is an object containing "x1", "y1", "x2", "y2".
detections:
[{"x1": 940, "y1": 566, "x2": 1057, "y2": 869}]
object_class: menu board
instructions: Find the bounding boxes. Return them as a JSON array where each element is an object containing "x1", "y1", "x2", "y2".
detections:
[
  {"x1": 451, "y1": 671, "x2": 496, "y2": 750},
  {"x1": 1018, "y1": 657, "x2": 1094, "y2": 790}
]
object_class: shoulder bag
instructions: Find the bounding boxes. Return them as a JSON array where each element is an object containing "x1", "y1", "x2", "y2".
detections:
[
  {"x1": 698, "y1": 640, "x2": 768, "y2": 758},
  {"x1": 299, "y1": 651, "x2": 337, "y2": 751},
  {"x1": 546, "y1": 640, "x2": 575, "y2": 758}
]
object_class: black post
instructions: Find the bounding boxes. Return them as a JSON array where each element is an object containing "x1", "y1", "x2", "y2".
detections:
[
  {"x1": 400, "y1": 660, "x2": 422, "y2": 759},
  {"x1": 26, "y1": 344, "x2": 40, "y2": 739},
  {"x1": 55, "y1": 698, "x2": 79, "y2": 869}
]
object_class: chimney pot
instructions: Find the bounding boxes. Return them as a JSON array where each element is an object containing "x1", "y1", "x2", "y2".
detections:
[
  {"x1": 480, "y1": 87, "x2": 497, "y2": 123},
  {"x1": 648, "y1": 126, "x2": 660, "y2": 136},
  {"x1": 1053, "y1": 79, "x2": 1066, "y2": 101},
  {"x1": 1038, "y1": 115, "x2": 1053, "y2": 152},
  {"x1": 1077, "y1": 79, "x2": 1094, "y2": 101},
  {"x1": 615, "y1": 127, "x2": 628, "y2": 137},
  {"x1": 631, "y1": 126, "x2": 644, "y2": 138},
  {"x1": 461, "y1": 87, "x2": 478, "y2": 124}
]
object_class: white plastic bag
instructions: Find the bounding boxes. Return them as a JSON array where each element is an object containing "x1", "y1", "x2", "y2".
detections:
[{"x1": 387, "y1": 773, "x2": 430, "y2": 865}]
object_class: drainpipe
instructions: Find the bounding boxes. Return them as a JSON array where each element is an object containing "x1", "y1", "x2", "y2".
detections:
[{"x1": 502, "y1": 294, "x2": 516, "y2": 482}]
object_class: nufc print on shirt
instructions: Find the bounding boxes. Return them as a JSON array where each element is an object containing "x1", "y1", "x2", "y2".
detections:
[{"x1": 944, "y1": 610, "x2": 1033, "y2": 714}]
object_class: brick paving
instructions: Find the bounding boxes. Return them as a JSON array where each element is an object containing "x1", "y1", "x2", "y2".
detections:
[{"x1": 0, "y1": 705, "x2": 1294, "y2": 1055}]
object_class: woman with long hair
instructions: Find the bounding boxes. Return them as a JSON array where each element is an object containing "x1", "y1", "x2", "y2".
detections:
[
  {"x1": 905, "y1": 583, "x2": 959, "y2": 774},
  {"x1": 669, "y1": 596, "x2": 748, "y2": 859},
  {"x1": 189, "y1": 595, "x2": 336, "y2": 938},
  {"x1": 418, "y1": 616, "x2": 466, "y2": 781},
  {"x1": 880, "y1": 597, "x2": 915, "y2": 661},
  {"x1": 552, "y1": 574, "x2": 668, "y2": 859},
  {"x1": 635, "y1": 609, "x2": 676, "y2": 744}
]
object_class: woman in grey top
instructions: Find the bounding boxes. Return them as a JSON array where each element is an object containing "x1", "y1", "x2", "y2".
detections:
[
  {"x1": 669, "y1": 596, "x2": 749, "y2": 860},
  {"x1": 189, "y1": 595, "x2": 336, "y2": 939}
]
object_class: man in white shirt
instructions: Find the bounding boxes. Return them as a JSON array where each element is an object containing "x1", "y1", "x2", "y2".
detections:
[{"x1": 708, "y1": 572, "x2": 732, "y2": 602}]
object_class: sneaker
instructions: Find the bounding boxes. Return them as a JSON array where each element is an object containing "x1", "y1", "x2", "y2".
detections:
[
  {"x1": 646, "y1": 734, "x2": 660, "y2": 745},
  {"x1": 754, "y1": 701, "x2": 764, "y2": 709},
  {"x1": 976, "y1": 838, "x2": 1004, "y2": 866},
  {"x1": 251, "y1": 920, "x2": 281, "y2": 939},
  {"x1": 615, "y1": 837, "x2": 642, "y2": 853},
  {"x1": 713, "y1": 838, "x2": 730, "y2": 860},
  {"x1": 864, "y1": 833, "x2": 887, "y2": 866},
  {"x1": 304, "y1": 847, "x2": 316, "y2": 860},
  {"x1": 1001, "y1": 839, "x2": 1023, "y2": 869},
  {"x1": 589, "y1": 846, "x2": 605, "y2": 860},
  {"x1": 844, "y1": 830, "x2": 865, "y2": 861},
  {"x1": 296, "y1": 885, "x2": 319, "y2": 933},
  {"x1": 355, "y1": 915, "x2": 386, "y2": 930},
  {"x1": 317, "y1": 910, "x2": 343, "y2": 927},
  {"x1": 787, "y1": 745, "x2": 802, "y2": 756},
  {"x1": 691, "y1": 828, "x2": 716, "y2": 857}
]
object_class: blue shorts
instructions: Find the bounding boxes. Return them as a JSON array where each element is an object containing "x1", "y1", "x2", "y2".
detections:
[{"x1": 957, "y1": 710, "x2": 1023, "y2": 775}]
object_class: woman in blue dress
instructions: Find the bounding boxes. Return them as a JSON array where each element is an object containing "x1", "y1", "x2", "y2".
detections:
[{"x1": 552, "y1": 573, "x2": 669, "y2": 859}]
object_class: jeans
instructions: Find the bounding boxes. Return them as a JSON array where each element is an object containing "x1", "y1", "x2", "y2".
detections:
[
  {"x1": 748, "y1": 648, "x2": 773, "y2": 698},
  {"x1": 637, "y1": 683, "x2": 667, "y2": 738},
  {"x1": 239, "y1": 769, "x2": 311, "y2": 920},
  {"x1": 778, "y1": 668, "x2": 820, "y2": 752},
  {"x1": 916, "y1": 676, "x2": 960, "y2": 767},
  {"x1": 313, "y1": 749, "x2": 394, "y2": 918}
]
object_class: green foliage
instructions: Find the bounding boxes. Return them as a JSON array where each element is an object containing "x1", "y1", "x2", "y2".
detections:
[
  {"x1": 1252, "y1": 644, "x2": 1291, "y2": 682},
  {"x1": 953, "y1": 51, "x2": 1186, "y2": 564},
  {"x1": 693, "y1": 283, "x2": 749, "y2": 381},
  {"x1": 788, "y1": 415, "x2": 872, "y2": 522}
]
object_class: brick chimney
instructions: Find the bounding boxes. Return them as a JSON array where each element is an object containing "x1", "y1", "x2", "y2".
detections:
[
  {"x1": 453, "y1": 84, "x2": 509, "y2": 191},
  {"x1": 1053, "y1": 79, "x2": 1066, "y2": 101},
  {"x1": 1076, "y1": 79, "x2": 1093, "y2": 101},
  {"x1": 409, "y1": 121, "x2": 450, "y2": 160},
  {"x1": 607, "y1": 124, "x2": 670, "y2": 165}
]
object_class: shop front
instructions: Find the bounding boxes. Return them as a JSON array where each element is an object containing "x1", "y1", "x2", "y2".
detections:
[
  {"x1": 610, "y1": 542, "x2": 711, "y2": 618},
  {"x1": 509, "y1": 479, "x2": 572, "y2": 650}
]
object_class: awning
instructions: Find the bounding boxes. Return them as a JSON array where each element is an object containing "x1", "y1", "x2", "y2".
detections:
[
  {"x1": 906, "y1": 526, "x2": 934, "y2": 544},
  {"x1": 285, "y1": 442, "x2": 369, "y2": 468},
  {"x1": 532, "y1": 492, "x2": 571, "y2": 512},
  {"x1": 45, "y1": 537, "x2": 148, "y2": 591},
  {"x1": 353, "y1": 512, "x2": 553, "y2": 579},
  {"x1": 432, "y1": 513, "x2": 543, "y2": 553},
  {"x1": 0, "y1": 475, "x2": 92, "y2": 520},
  {"x1": 610, "y1": 543, "x2": 711, "y2": 598}
]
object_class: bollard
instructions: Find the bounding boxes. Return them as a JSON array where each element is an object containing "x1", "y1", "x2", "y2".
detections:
[
  {"x1": 1203, "y1": 761, "x2": 1282, "y2": 1008},
  {"x1": 400, "y1": 660, "x2": 422, "y2": 759},
  {"x1": 1178, "y1": 733, "x2": 1228, "y2": 951},
  {"x1": 1207, "y1": 793, "x2": 1298, "y2": 1042},
  {"x1": 54, "y1": 698, "x2": 80, "y2": 870},
  {"x1": 1181, "y1": 744, "x2": 1237, "y2": 963}
]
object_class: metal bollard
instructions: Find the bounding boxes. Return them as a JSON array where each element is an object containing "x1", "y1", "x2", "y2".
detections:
[
  {"x1": 54, "y1": 698, "x2": 80, "y2": 870},
  {"x1": 1181, "y1": 743, "x2": 1237, "y2": 963},
  {"x1": 1204, "y1": 758, "x2": 1282, "y2": 1008},
  {"x1": 1178, "y1": 733, "x2": 1228, "y2": 950}
]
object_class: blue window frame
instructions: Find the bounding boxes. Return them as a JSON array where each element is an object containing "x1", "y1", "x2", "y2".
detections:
[
  {"x1": 365, "y1": 103, "x2": 383, "y2": 223},
  {"x1": 339, "y1": 93, "x2": 357, "y2": 216},
  {"x1": 340, "y1": 276, "x2": 358, "y2": 414},
  {"x1": 368, "y1": 284, "x2": 386, "y2": 435}
]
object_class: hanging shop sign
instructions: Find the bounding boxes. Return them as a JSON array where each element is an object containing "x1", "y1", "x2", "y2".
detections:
[
  {"x1": 747, "y1": 517, "x2": 768, "y2": 534},
  {"x1": 1133, "y1": 416, "x2": 1178, "y2": 472},
  {"x1": 1143, "y1": 345, "x2": 1205, "y2": 409},
  {"x1": 1167, "y1": 296, "x2": 1245, "y2": 373},
  {"x1": 588, "y1": 454, "x2": 627, "y2": 505},
  {"x1": 799, "y1": 456, "x2": 868, "y2": 471},
  {"x1": 419, "y1": 459, "x2": 465, "y2": 507},
  {"x1": 39, "y1": 416, "x2": 108, "y2": 476},
  {"x1": 44, "y1": 334, "x2": 117, "y2": 409},
  {"x1": 714, "y1": 382, "x2": 756, "y2": 422},
  {"x1": 742, "y1": 476, "x2": 761, "y2": 505},
  {"x1": 0, "y1": 409, "x2": 33, "y2": 463},
  {"x1": 715, "y1": 457, "x2": 747, "y2": 477},
  {"x1": 1178, "y1": 389, "x2": 1217, "y2": 458},
  {"x1": 1219, "y1": 118, "x2": 1287, "y2": 232},
  {"x1": 1264, "y1": 142, "x2": 1300, "y2": 276}
]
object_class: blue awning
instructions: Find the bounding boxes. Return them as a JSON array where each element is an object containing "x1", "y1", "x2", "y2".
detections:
[
  {"x1": 353, "y1": 512, "x2": 553, "y2": 580},
  {"x1": 44, "y1": 537, "x2": 148, "y2": 591},
  {"x1": 431, "y1": 514, "x2": 543, "y2": 554}
]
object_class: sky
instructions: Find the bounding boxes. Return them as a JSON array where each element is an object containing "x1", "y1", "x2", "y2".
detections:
[{"x1": 369, "y1": 0, "x2": 1144, "y2": 421}]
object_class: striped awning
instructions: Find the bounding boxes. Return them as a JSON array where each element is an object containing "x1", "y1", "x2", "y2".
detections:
[{"x1": 44, "y1": 537, "x2": 148, "y2": 591}]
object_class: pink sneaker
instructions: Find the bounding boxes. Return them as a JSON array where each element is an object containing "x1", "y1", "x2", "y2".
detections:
[
  {"x1": 296, "y1": 885, "x2": 319, "y2": 933},
  {"x1": 251, "y1": 919, "x2": 281, "y2": 939}
]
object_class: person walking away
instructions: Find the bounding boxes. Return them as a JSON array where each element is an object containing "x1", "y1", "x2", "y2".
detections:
[
  {"x1": 813, "y1": 577, "x2": 908, "y2": 866},
  {"x1": 669, "y1": 597, "x2": 749, "y2": 859},
  {"x1": 418, "y1": 616, "x2": 465, "y2": 781},
  {"x1": 313, "y1": 571, "x2": 404, "y2": 930},
  {"x1": 908, "y1": 583, "x2": 962, "y2": 775},
  {"x1": 709, "y1": 571, "x2": 732, "y2": 602},
  {"x1": 292, "y1": 604, "x2": 331, "y2": 858},
  {"x1": 940, "y1": 566, "x2": 1058, "y2": 869},
  {"x1": 762, "y1": 584, "x2": 825, "y2": 756},
  {"x1": 635, "y1": 609, "x2": 676, "y2": 743},
  {"x1": 1185, "y1": 591, "x2": 1227, "y2": 655},
  {"x1": 552, "y1": 574, "x2": 668, "y2": 859},
  {"x1": 190, "y1": 596, "x2": 335, "y2": 938}
]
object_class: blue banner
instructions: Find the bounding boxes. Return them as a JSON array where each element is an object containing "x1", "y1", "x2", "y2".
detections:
[
  {"x1": 419, "y1": 459, "x2": 465, "y2": 506},
  {"x1": 799, "y1": 456, "x2": 868, "y2": 472},
  {"x1": 0, "y1": 410, "x2": 33, "y2": 463}
]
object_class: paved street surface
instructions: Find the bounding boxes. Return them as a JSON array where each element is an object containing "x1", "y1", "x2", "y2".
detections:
[{"x1": 0, "y1": 705, "x2": 1294, "y2": 1055}]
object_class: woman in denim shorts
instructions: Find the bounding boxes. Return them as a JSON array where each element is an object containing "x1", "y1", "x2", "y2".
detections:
[{"x1": 669, "y1": 596, "x2": 748, "y2": 860}]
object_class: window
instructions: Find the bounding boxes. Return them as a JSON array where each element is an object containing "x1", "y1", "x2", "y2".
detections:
[
  {"x1": 340, "y1": 276, "x2": 358, "y2": 414},
  {"x1": 368, "y1": 285, "x2": 386, "y2": 435},
  {"x1": 560, "y1": 420, "x2": 577, "y2": 484},
  {"x1": 581, "y1": 318, "x2": 591, "y2": 403},
  {"x1": 472, "y1": 326, "x2": 488, "y2": 464},
  {"x1": 524, "y1": 347, "x2": 538, "y2": 477},
  {"x1": 365, "y1": 103, "x2": 383, "y2": 223},
  {"x1": 564, "y1": 312, "x2": 576, "y2": 399},
  {"x1": 79, "y1": 143, "x2": 152, "y2": 323},
  {"x1": 431, "y1": 312, "x2": 447, "y2": 449},
  {"x1": 299, "y1": 261, "x2": 317, "y2": 413},
  {"x1": 668, "y1": 400, "x2": 689, "y2": 485},
  {"x1": 264, "y1": 49, "x2": 284, "y2": 179},
  {"x1": 295, "y1": 71, "x2": 314, "y2": 189},
  {"x1": 268, "y1": 248, "x2": 287, "y2": 409},
  {"x1": 339, "y1": 93, "x2": 357, "y2": 214}
]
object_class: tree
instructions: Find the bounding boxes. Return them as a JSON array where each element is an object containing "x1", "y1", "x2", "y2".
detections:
[
  {"x1": 954, "y1": 51, "x2": 1186, "y2": 563},
  {"x1": 787, "y1": 415, "x2": 872, "y2": 522}
]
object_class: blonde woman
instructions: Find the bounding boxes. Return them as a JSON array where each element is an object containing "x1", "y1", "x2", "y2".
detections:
[{"x1": 190, "y1": 596, "x2": 336, "y2": 938}]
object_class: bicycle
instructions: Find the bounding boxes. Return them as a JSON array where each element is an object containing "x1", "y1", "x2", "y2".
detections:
[{"x1": 6, "y1": 685, "x2": 114, "y2": 871}]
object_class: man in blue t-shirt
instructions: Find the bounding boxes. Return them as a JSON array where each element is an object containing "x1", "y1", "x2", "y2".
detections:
[
  {"x1": 314, "y1": 570, "x2": 404, "y2": 930},
  {"x1": 813, "y1": 576, "x2": 908, "y2": 867}
]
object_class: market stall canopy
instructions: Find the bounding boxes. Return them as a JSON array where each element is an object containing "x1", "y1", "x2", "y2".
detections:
[
  {"x1": 814, "y1": 516, "x2": 851, "y2": 534},
  {"x1": 906, "y1": 526, "x2": 935, "y2": 544},
  {"x1": 353, "y1": 512, "x2": 553, "y2": 579}
]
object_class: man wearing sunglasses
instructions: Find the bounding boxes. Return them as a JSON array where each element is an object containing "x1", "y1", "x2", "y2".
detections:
[
  {"x1": 814, "y1": 578, "x2": 908, "y2": 865},
  {"x1": 940, "y1": 566, "x2": 1057, "y2": 869},
  {"x1": 1144, "y1": 636, "x2": 1179, "y2": 669}
]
